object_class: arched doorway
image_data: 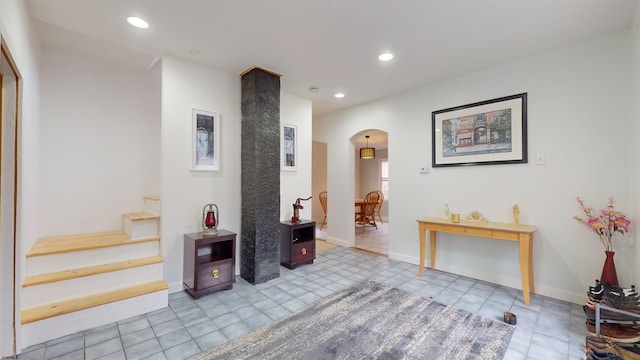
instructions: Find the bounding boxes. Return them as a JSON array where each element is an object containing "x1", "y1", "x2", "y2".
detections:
[{"x1": 352, "y1": 130, "x2": 388, "y2": 256}]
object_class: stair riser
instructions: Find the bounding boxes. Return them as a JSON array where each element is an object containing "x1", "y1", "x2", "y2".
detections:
[
  {"x1": 20, "y1": 289, "x2": 168, "y2": 349},
  {"x1": 124, "y1": 219, "x2": 159, "y2": 240},
  {"x1": 25, "y1": 241, "x2": 160, "y2": 276},
  {"x1": 143, "y1": 200, "x2": 161, "y2": 215},
  {"x1": 23, "y1": 264, "x2": 164, "y2": 308}
]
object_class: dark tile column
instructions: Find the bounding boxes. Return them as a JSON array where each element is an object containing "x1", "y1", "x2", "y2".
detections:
[{"x1": 240, "y1": 67, "x2": 281, "y2": 284}]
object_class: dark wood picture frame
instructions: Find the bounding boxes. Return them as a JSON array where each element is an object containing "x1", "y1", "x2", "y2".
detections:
[{"x1": 432, "y1": 93, "x2": 528, "y2": 167}]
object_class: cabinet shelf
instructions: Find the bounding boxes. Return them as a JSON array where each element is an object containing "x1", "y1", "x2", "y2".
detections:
[{"x1": 197, "y1": 254, "x2": 231, "y2": 265}]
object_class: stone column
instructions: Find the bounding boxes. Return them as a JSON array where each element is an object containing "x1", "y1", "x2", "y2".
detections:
[{"x1": 240, "y1": 66, "x2": 281, "y2": 284}]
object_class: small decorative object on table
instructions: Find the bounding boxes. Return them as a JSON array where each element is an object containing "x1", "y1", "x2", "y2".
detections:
[
  {"x1": 513, "y1": 204, "x2": 520, "y2": 225},
  {"x1": 444, "y1": 204, "x2": 450, "y2": 220},
  {"x1": 466, "y1": 211, "x2": 487, "y2": 222},
  {"x1": 574, "y1": 196, "x2": 631, "y2": 286},
  {"x1": 202, "y1": 203, "x2": 219, "y2": 235},
  {"x1": 291, "y1": 196, "x2": 312, "y2": 223}
]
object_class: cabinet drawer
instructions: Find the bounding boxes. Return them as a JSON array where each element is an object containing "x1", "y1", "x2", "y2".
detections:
[
  {"x1": 198, "y1": 259, "x2": 233, "y2": 289},
  {"x1": 292, "y1": 241, "x2": 315, "y2": 263}
]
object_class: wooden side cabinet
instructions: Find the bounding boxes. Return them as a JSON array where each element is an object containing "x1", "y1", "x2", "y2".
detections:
[
  {"x1": 280, "y1": 220, "x2": 316, "y2": 269},
  {"x1": 183, "y1": 230, "x2": 236, "y2": 299}
]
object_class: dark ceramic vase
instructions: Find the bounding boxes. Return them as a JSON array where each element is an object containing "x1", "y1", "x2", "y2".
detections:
[{"x1": 600, "y1": 251, "x2": 619, "y2": 286}]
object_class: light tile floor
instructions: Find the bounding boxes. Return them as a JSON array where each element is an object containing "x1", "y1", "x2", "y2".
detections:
[
  {"x1": 17, "y1": 247, "x2": 587, "y2": 360},
  {"x1": 317, "y1": 221, "x2": 389, "y2": 256}
]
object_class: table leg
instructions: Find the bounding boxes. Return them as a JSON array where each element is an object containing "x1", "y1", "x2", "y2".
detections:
[
  {"x1": 430, "y1": 230, "x2": 437, "y2": 270},
  {"x1": 519, "y1": 233, "x2": 532, "y2": 305},
  {"x1": 528, "y1": 234, "x2": 535, "y2": 294},
  {"x1": 418, "y1": 224, "x2": 426, "y2": 276}
]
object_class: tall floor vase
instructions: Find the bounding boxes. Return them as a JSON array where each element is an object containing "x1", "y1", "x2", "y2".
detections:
[{"x1": 600, "y1": 251, "x2": 619, "y2": 287}]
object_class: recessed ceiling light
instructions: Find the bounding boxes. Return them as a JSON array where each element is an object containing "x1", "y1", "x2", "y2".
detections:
[
  {"x1": 378, "y1": 53, "x2": 394, "y2": 61},
  {"x1": 334, "y1": 93, "x2": 345, "y2": 98},
  {"x1": 127, "y1": 16, "x2": 149, "y2": 29}
]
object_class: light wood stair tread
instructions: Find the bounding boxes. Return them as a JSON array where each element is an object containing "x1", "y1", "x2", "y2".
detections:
[
  {"x1": 27, "y1": 231, "x2": 160, "y2": 257},
  {"x1": 123, "y1": 211, "x2": 160, "y2": 221},
  {"x1": 22, "y1": 280, "x2": 168, "y2": 324},
  {"x1": 23, "y1": 256, "x2": 164, "y2": 287}
]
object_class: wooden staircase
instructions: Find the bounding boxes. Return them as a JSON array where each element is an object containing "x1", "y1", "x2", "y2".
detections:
[{"x1": 21, "y1": 198, "x2": 167, "y2": 347}]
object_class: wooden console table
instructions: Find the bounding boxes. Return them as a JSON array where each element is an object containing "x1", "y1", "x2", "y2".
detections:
[{"x1": 416, "y1": 217, "x2": 537, "y2": 305}]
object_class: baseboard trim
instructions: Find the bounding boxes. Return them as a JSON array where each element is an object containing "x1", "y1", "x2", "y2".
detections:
[{"x1": 326, "y1": 236, "x2": 350, "y2": 247}]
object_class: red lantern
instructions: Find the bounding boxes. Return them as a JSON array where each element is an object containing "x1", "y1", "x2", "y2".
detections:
[{"x1": 202, "y1": 203, "x2": 219, "y2": 235}]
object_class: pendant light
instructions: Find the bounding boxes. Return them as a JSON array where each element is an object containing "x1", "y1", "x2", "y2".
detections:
[{"x1": 360, "y1": 135, "x2": 375, "y2": 159}]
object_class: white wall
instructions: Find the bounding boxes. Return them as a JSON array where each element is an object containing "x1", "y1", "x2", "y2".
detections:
[
  {"x1": 315, "y1": 30, "x2": 634, "y2": 304},
  {"x1": 161, "y1": 57, "x2": 312, "y2": 291},
  {"x1": 161, "y1": 56, "x2": 242, "y2": 292},
  {"x1": 280, "y1": 92, "x2": 313, "y2": 222},
  {"x1": 0, "y1": 0, "x2": 42, "y2": 354},
  {"x1": 39, "y1": 48, "x2": 161, "y2": 236},
  {"x1": 632, "y1": 5, "x2": 640, "y2": 286}
]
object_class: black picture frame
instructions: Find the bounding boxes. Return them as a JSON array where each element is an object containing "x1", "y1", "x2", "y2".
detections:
[{"x1": 432, "y1": 93, "x2": 528, "y2": 167}]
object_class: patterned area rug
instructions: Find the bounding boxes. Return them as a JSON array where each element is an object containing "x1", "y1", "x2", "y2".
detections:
[{"x1": 196, "y1": 281, "x2": 514, "y2": 360}]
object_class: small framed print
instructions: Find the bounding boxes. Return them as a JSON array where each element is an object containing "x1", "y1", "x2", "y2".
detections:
[
  {"x1": 192, "y1": 109, "x2": 220, "y2": 171},
  {"x1": 281, "y1": 123, "x2": 297, "y2": 171}
]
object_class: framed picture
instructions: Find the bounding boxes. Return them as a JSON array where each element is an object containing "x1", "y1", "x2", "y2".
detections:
[
  {"x1": 432, "y1": 93, "x2": 528, "y2": 167},
  {"x1": 281, "y1": 123, "x2": 297, "y2": 171},
  {"x1": 191, "y1": 109, "x2": 220, "y2": 171}
]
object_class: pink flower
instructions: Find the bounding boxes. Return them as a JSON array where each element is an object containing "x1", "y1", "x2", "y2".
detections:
[{"x1": 575, "y1": 196, "x2": 631, "y2": 252}]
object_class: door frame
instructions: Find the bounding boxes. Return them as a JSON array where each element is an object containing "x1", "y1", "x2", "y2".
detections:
[{"x1": 1, "y1": 40, "x2": 20, "y2": 357}]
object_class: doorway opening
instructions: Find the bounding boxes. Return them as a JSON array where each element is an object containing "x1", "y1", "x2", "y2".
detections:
[{"x1": 353, "y1": 130, "x2": 388, "y2": 256}]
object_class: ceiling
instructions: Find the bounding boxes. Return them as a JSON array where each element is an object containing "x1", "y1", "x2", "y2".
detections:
[{"x1": 26, "y1": 0, "x2": 638, "y2": 116}]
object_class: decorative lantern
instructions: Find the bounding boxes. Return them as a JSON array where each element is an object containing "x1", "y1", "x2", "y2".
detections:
[{"x1": 202, "y1": 203, "x2": 219, "y2": 235}]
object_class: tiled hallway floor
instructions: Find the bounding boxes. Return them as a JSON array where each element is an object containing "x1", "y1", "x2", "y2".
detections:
[
  {"x1": 18, "y1": 247, "x2": 587, "y2": 360},
  {"x1": 316, "y1": 221, "x2": 389, "y2": 256}
]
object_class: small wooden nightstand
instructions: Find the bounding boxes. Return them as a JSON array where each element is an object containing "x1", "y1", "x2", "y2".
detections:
[
  {"x1": 183, "y1": 230, "x2": 236, "y2": 299},
  {"x1": 280, "y1": 220, "x2": 316, "y2": 269}
]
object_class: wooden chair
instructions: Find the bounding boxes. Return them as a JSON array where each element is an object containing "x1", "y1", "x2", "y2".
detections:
[
  {"x1": 355, "y1": 191, "x2": 380, "y2": 231},
  {"x1": 373, "y1": 190, "x2": 384, "y2": 224},
  {"x1": 319, "y1": 191, "x2": 328, "y2": 230}
]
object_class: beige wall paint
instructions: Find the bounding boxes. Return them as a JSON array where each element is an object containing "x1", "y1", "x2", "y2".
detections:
[{"x1": 312, "y1": 141, "x2": 327, "y2": 225}]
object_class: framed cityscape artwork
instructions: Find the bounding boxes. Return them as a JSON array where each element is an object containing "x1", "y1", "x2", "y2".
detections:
[
  {"x1": 191, "y1": 108, "x2": 220, "y2": 171},
  {"x1": 432, "y1": 93, "x2": 528, "y2": 167}
]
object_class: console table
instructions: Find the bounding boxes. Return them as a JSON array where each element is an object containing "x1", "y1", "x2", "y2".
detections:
[{"x1": 416, "y1": 217, "x2": 536, "y2": 305}]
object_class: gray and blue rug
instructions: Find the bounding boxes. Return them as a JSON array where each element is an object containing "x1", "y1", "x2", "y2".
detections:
[{"x1": 197, "y1": 280, "x2": 514, "y2": 359}]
